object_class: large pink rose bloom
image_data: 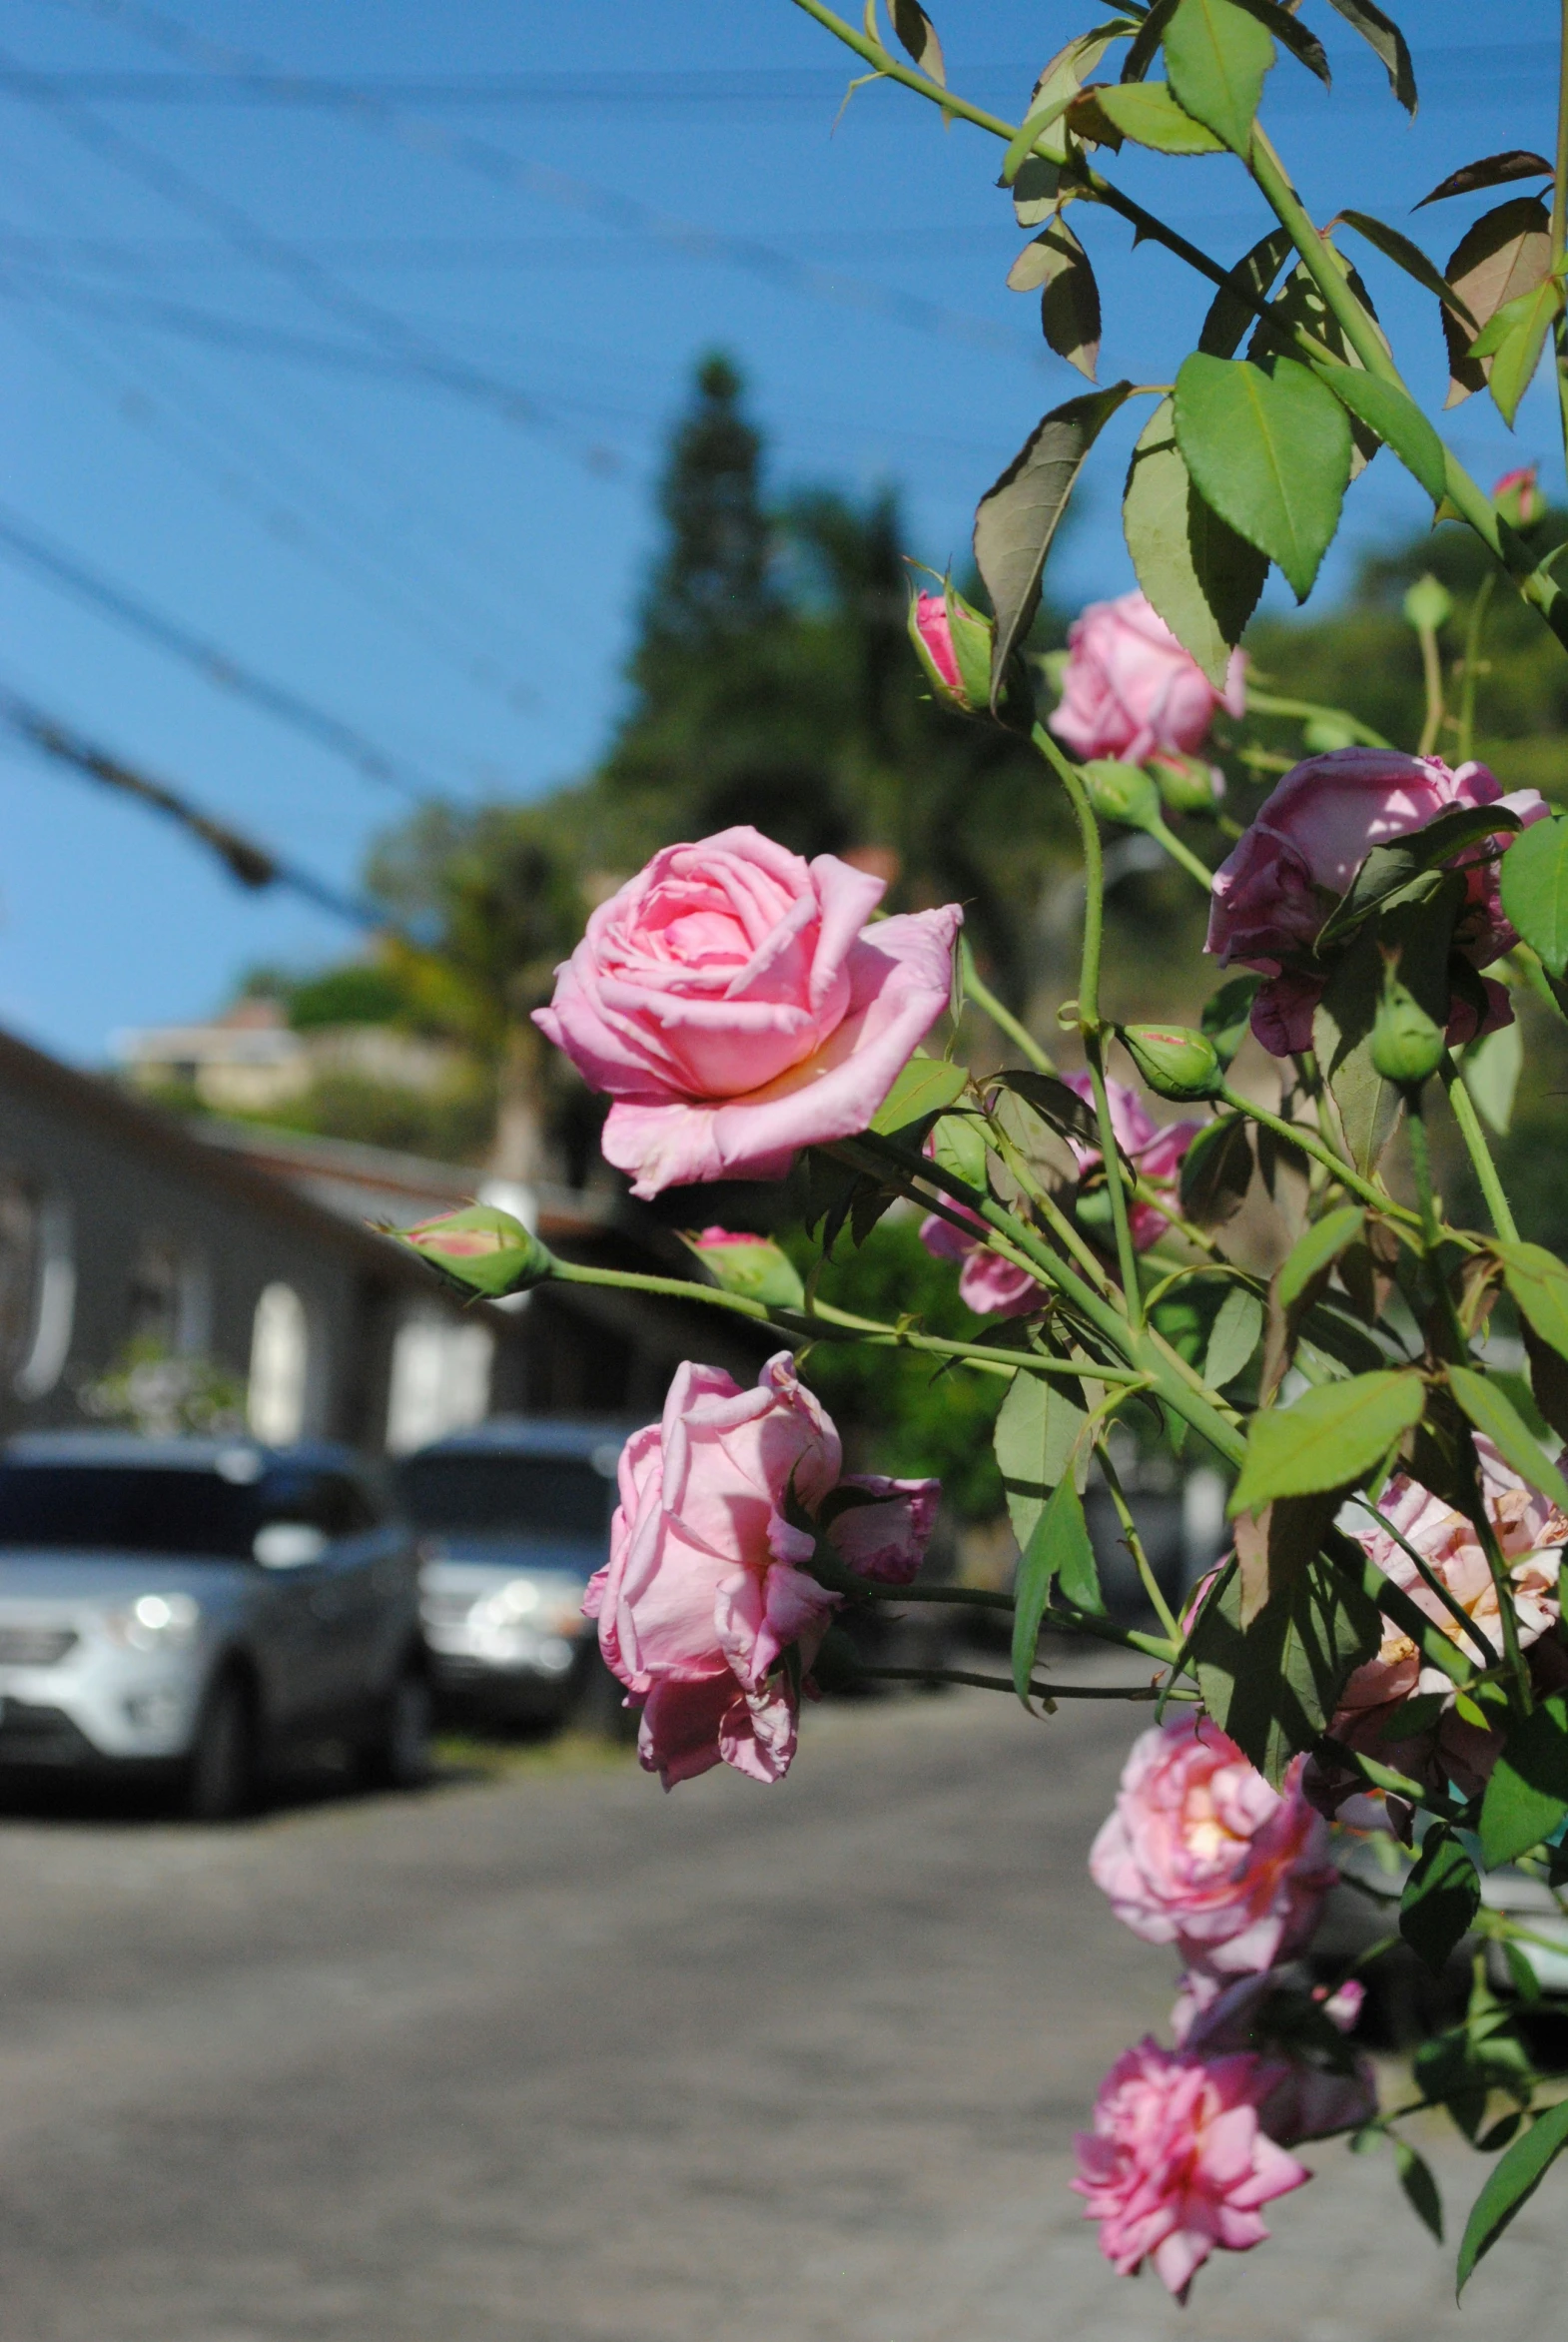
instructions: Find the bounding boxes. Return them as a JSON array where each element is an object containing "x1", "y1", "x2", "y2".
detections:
[
  {"x1": 585, "y1": 1352, "x2": 938, "y2": 1789},
  {"x1": 534, "y1": 825, "x2": 962, "y2": 1196},
  {"x1": 1206, "y1": 748, "x2": 1548, "y2": 1056},
  {"x1": 1090, "y1": 1714, "x2": 1335, "y2": 1977},
  {"x1": 1073, "y1": 2038, "x2": 1308, "y2": 2299},
  {"x1": 1329, "y1": 1435, "x2": 1568, "y2": 1795},
  {"x1": 1051, "y1": 590, "x2": 1245, "y2": 766}
]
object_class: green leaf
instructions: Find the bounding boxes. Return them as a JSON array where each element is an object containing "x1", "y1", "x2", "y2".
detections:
[
  {"x1": 1416, "y1": 151, "x2": 1552, "y2": 211},
  {"x1": 1314, "y1": 886, "x2": 1465, "y2": 1177},
  {"x1": 1392, "y1": 2139, "x2": 1445, "y2": 2243},
  {"x1": 1122, "y1": 396, "x2": 1267, "y2": 683},
  {"x1": 1457, "y1": 1018, "x2": 1523, "y2": 1138},
  {"x1": 1202, "y1": 1283, "x2": 1264, "y2": 1389},
  {"x1": 929, "y1": 1110, "x2": 988, "y2": 1187},
  {"x1": 1498, "y1": 1239, "x2": 1568, "y2": 1364},
  {"x1": 987, "y1": 1068, "x2": 1100, "y2": 1148},
  {"x1": 1456, "y1": 2097, "x2": 1568, "y2": 2296},
  {"x1": 1500, "y1": 812, "x2": 1568, "y2": 977},
  {"x1": 1094, "y1": 80, "x2": 1227, "y2": 153},
  {"x1": 1479, "y1": 1695, "x2": 1568, "y2": 1868},
  {"x1": 1441, "y1": 199, "x2": 1552, "y2": 408},
  {"x1": 889, "y1": 0, "x2": 945, "y2": 82},
  {"x1": 1276, "y1": 1206, "x2": 1365, "y2": 1313},
  {"x1": 1200, "y1": 972, "x2": 1262, "y2": 1066},
  {"x1": 1013, "y1": 1476, "x2": 1104, "y2": 1700},
  {"x1": 1020, "y1": 18, "x2": 1139, "y2": 169},
  {"x1": 1320, "y1": 0, "x2": 1415, "y2": 113},
  {"x1": 1315, "y1": 365, "x2": 1447, "y2": 503},
  {"x1": 1032, "y1": 221, "x2": 1102, "y2": 380},
  {"x1": 1447, "y1": 1364, "x2": 1568, "y2": 1514},
  {"x1": 871, "y1": 1054, "x2": 968, "y2": 1135},
  {"x1": 1175, "y1": 353, "x2": 1352, "y2": 600},
  {"x1": 1192, "y1": 1547, "x2": 1380, "y2": 1783},
  {"x1": 1178, "y1": 1112, "x2": 1253, "y2": 1226},
  {"x1": 1232, "y1": 1371, "x2": 1425, "y2": 1512},
  {"x1": 1400, "y1": 1826, "x2": 1481, "y2": 1974},
  {"x1": 1471, "y1": 277, "x2": 1563, "y2": 427},
  {"x1": 993, "y1": 1367, "x2": 1088, "y2": 1547},
  {"x1": 1337, "y1": 211, "x2": 1477, "y2": 332},
  {"x1": 973, "y1": 385, "x2": 1135, "y2": 707},
  {"x1": 1226, "y1": 0, "x2": 1327, "y2": 83},
  {"x1": 1164, "y1": 0, "x2": 1273, "y2": 153},
  {"x1": 1197, "y1": 226, "x2": 1294, "y2": 357},
  {"x1": 1315, "y1": 805, "x2": 1522, "y2": 954}
]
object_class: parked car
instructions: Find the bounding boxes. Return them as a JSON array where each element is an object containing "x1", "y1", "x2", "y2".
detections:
[
  {"x1": 399, "y1": 1419, "x2": 628, "y2": 1731},
  {"x1": 0, "y1": 1430, "x2": 427, "y2": 1818}
]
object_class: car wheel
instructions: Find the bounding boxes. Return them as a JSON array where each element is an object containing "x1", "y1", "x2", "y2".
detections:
[
  {"x1": 360, "y1": 1657, "x2": 432, "y2": 1791},
  {"x1": 183, "y1": 1671, "x2": 258, "y2": 1823}
]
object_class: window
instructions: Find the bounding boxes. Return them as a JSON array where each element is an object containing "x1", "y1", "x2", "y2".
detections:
[
  {"x1": 386, "y1": 1308, "x2": 493, "y2": 1455},
  {"x1": 399, "y1": 1452, "x2": 611, "y2": 1540},
  {"x1": 248, "y1": 1283, "x2": 311, "y2": 1444}
]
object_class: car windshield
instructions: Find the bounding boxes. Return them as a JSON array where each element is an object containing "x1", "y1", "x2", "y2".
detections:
[
  {"x1": 0, "y1": 1463, "x2": 362, "y2": 1556},
  {"x1": 400, "y1": 1453, "x2": 610, "y2": 1540}
]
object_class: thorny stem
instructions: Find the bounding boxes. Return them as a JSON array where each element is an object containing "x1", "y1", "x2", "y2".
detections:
[
  {"x1": 1098, "y1": 1441, "x2": 1182, "y2": 1643},
  {"x1": 1456, "y1": 572, "x2": 1497, "y2": 764},
  {"x1": 1243, "y1": 690, "x2": 1394, "y2": 750},
  {"x1": 959, "y1": 933, "x2": 1056, "y2": 1075},
  {"x1": 1217, "y1": 1084, "x2": 1421, "y2": 1227},
  {"x1": 1031, "y1": 723, "x2": 1145, "y2": 1319},
  {"x1": 849, "y1": 1663, "x2": 1171, "y2": 1701},
  {"x1": 1414, "y1": 615, "x2": 1445, "y2": 759},
  {"x1": 985, "y1": 1120, "x2": 1122, "y2": 1297},
  {"x1": 1439, "y1": 1052, "x2": 1520, "y2": 1242},
  {"x1": 1145, "y1": 814, "x2": 1214, "y2": 893}
]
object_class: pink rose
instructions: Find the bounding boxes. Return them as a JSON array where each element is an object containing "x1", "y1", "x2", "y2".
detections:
[
  {"x1": 1328, "y1": 1436, "x2": 1567, "y2": 1795},
  {"x1": 1090, "y1": 1714, "x2": 1335, "y2": 1977},
  {"x1": 1206, "y1": 748, "x2": 1548, "y2": 1057},
  {"x1": 912, "y1": 590, "x2": 962, "y2": 694},
  {"x1": 1494, "y1": 465, "x2": 1538, "y2": 525},
  {"x1": 1050, "y1": 590, "x2": 1244, "y2": 766},
  {"x1": 534, "y1": 825, "x2": 962, "y2": 1196},
  {"x1": 1172, "y1": 1970, "x2": 1377, "y2": 2147},
  {"x1": 1061, "y1": 1071, "x2": 1199, "y2": 1252},
  {"x1": 585, "y1": 1353, "x2": 938, "y2": 1789},
  {"x1": 1073, "y1": 2038, "x2": 1308, "y2": 2299},
  {"x1": 918, "y1": 1209, "x2": 1041, "y2": 1318}
]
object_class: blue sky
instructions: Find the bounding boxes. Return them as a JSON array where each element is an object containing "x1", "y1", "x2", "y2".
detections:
[{"x1": 0, "y1": 0, "x2": 1559, "y2": 1062}]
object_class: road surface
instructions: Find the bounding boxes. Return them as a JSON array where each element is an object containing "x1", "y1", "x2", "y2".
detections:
[{"x1": 0, "y1": 1669, "x2": 1557, "y2": 2340}]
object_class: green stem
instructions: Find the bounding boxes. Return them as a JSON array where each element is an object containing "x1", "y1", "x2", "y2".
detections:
[
  {"x1": 848, "y1": 1582, "x2": 1014, "y2": 1612},
  {"x1": 1243, "y1": 690, "x2": 1393, "y2": 750},
  {"x1": 1248, "y1": 126, "x2": 1402, "y2": 387},
  {"x1": 1414, "y1": 620, "x2": 1444, "y2": 757},
  {"x1": 1313, "y1": 1734, "x2": 1467, "y2": 1821},
  {"x1": 986, "y1": 1121, "x2": 1122, "y2": 1296},
  {"x1": 1145, "y1": 814, "x2": 1214, "y2": 893},
  {"x1": 1031, "y1": 722, "x2": 1145, "y2": 1319},
  {"x1": 1217, "y1": 1084, "x2": 1421, "y2": 1226},
  {"x1": 958, "y1": 932, "x2": 1056, "y2": 1074},
  {"x1": 1439, "y1": 1051, "x2": 1520, "y2": 1241},
  {"x1": 849, "y1": 1663, "x2": 1168, "y2": 1700},
  {"x1": 1456, "y1": 572, "x2": 1496, "y2": 764},
  {"x1": 1098, "y1": 1442, "x2": 1183, "y2": 1642},
  {"x1": 1405, "y1": 1087, "x2": 1466, "y2": 1357}
]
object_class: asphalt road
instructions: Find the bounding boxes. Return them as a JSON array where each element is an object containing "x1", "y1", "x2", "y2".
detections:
[{"x1": 0, "y1": 1670, "x2": 1560, "y2": 2342}]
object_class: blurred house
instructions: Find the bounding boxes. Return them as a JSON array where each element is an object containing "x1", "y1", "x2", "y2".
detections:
[
  {"x1": 113, "y1": 998, "x2": 463, "y2": 1116},
  {"x1": 0, "y1": 1025, "x2": 761, "y2": 1455}
]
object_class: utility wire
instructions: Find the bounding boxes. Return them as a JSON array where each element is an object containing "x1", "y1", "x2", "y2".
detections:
[
  {"x1": 0, "y1": 683, "x2": 398, "y2": 931},
  {"x1": 0, "y1": 500, "x2": 448, "y2": 800}
]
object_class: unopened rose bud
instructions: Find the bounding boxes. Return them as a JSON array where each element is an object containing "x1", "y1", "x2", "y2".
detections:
[
  {"x1": 1402, "y1": 573, "x2": 1453, "y2": 635},
  {"x1": 908, "y1": 582, "x2": 994, "y2": 715},
  {"x1": 1081, "y1": 757, "x2": 1162, "y2": 830},
  {"x1": 1119, "y1": 1023, "x2": 1225, "y2": 1102},
  {"x1": 1370, "y1": 972, "x2": 1444, "y2": 1088},
  {"x1": 387, "y1": 1203, "x2": 553, "y2": 1297},
  {"x1": 1493, "y1": 465, "x2": 1539, "y2": 528},
  {"x1": 1151, "y1": 753, "x2": 1223, "y2": 817},
  {"x1": 678, "y1": 1226, "x2": 805, "y2": 1310}
]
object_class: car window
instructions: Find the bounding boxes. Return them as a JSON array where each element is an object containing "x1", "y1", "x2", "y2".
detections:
[
  {"x1": 399, "y1": 1453, "x2": 611, "y2": 1539},
  {"x1": 0, "y1": 1460, "x2": 381, "y2": 1556},
  {"x1": 263, "y1": 1468, "x2": 380, "y2": 1537}
]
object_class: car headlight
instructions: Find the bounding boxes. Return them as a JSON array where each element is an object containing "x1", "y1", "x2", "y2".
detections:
[
  {"x1": 102, "y1": 1592, "x2": 202, "y2": 1653},
  {"x1": 472, "y1": 1578, "x2": 585, "y2": 1639}
]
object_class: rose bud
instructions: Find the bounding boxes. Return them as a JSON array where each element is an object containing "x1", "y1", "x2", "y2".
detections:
[
  {"x1": 1119, "y1": 1024, "x2": 1225, "y2": 1102},
  {"x1": 387, "y1": 1202, "x2": 553, "y2": 1298},
  {"x1": 908, "y1": 582, "x2": 995, "y2": 715},
  {"x1": 1152, "y1": 752, "x2": 1224, "y2": 817},
  {"x1": 678, "y1": 1227, "x2": 806, "y2": 1311},
  {"x1": 1493, "y1": 465, "x2": 1539, "y2": 528},
  {"x1": 1081, "y1": 757, "x2": 1163, "y2": 830},
  {"x1": 1370, "y1": 970, "x2": 1444, "y2": 1088}
]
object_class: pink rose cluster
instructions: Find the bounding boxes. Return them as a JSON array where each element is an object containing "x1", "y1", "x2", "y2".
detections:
[
  {"x1": 1076, "y1": 1714, "x2": 1370, "y2": 2296},
  {"x1": 586, "y1": 1353, "x2": 937, "y2": 1790},
  {"x1": 1050, "y1": 589, "x2": 1244, "y2": 782},
  {"x1": 534, "y1": 824, "x2": 961, "y2": 1197},
  {"x1": 1314, "y1": 1434, "x2": 1568, "y2": 1809},
  {"x1": 918, "y1": 1073, "x2": 1199, "y2": 1313},
  {"x1": 1206, "y1": 747, "x2": 1548, "y2": 1058}
]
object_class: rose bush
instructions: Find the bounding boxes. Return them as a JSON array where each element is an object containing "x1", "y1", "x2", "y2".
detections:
[
  {"x1": 1206, "y1": 749, "x2": 1547, "y2": 1056},
  {"x1": 1050, "y1": 590, "x2": 1244, "y2": 771},
  {"x1": 534, "y1": 825, "x2": 961, "y2": 1195},
  {"x1": 585, "y1": 1351, "x2": 937, "y2": 1787}
]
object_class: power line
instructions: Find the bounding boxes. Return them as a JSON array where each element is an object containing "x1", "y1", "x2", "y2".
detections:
[
  {"x1": 0, "y1": 682, "x2": 397, "y2": 931},
  {"x1": 0, "y1": 500, "x2": 450, "y2": 800}
]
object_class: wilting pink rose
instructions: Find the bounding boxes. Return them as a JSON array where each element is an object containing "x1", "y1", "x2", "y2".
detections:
[
  {"x1": 1061, "y1": 1071, "x2": 1199, "y2": 1252},
  {"x1": 1206, "y1": 749, "x2": 1548, "y2": 1056},
  {"x1": 1172, "y1": 1970, "x2": 1376, "y2": 2147},
  {"x1": 1051, "y1": 591, "x2": 1245, "y2": 767},
  {"x1": 585, "y1": 1353, "x2": 938, "y2": 1788},
  {"x1": 1091, "y1": 1714, "x2": 1335, "y2": 1977},
  {"x1": 534, "y1": 825, "x2": 962, "y2": 1196},
  {"x1": 1073, "y1": 2038, "x2": 1308, "y2": 2299},
  {"x1": 1327, "y1": 1436, "x2": 1567, "y2": 1797}
]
